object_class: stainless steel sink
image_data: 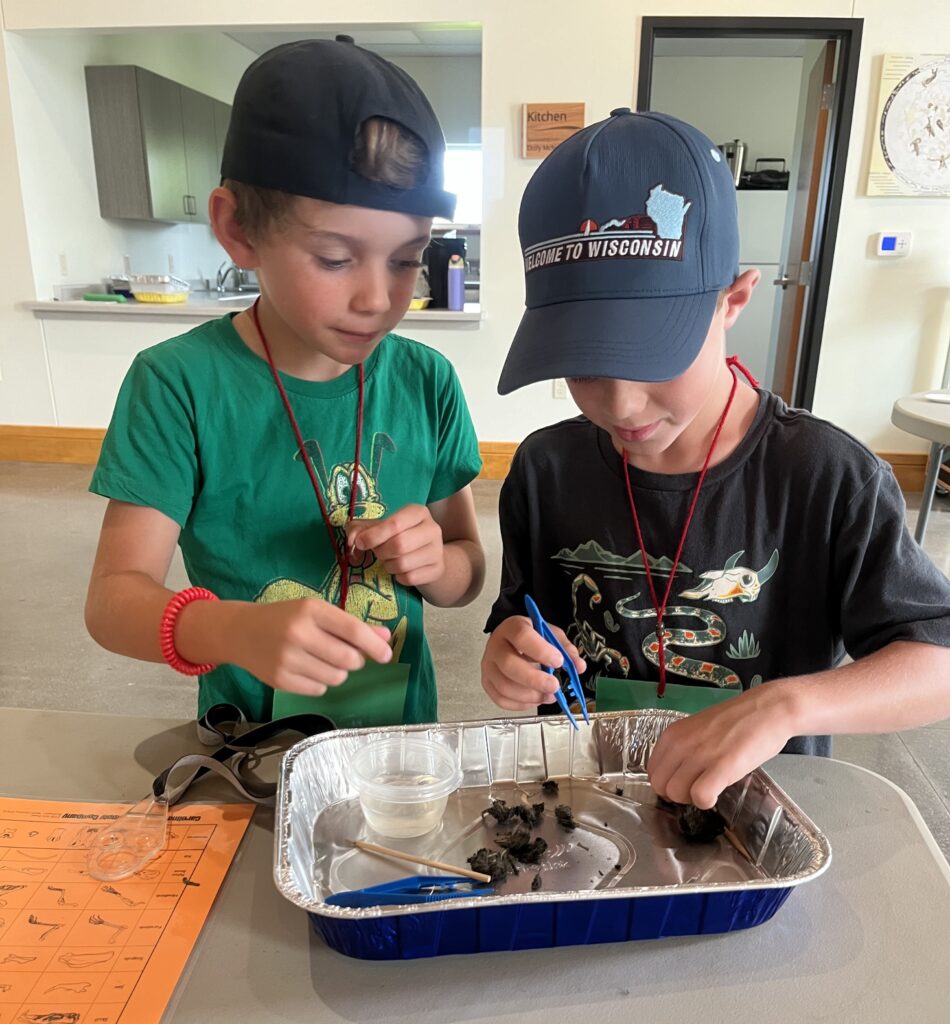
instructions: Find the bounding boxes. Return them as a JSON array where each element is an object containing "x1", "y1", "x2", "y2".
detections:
[{"x1": 217, "y1": 292, "x2": 259, "y2": 303}]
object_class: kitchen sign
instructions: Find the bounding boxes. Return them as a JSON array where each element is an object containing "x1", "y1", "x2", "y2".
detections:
[{"x1": 522, "y1": 103, "x2": 585, "y2": 159}]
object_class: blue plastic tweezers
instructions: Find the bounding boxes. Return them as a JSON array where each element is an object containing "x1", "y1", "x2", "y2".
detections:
[
  {"x1": 325, "y1": 875, "x2": 494, "y2": 909},
  {"x1": 524, "y1": 594, "x2": 590, "y2": 730}
]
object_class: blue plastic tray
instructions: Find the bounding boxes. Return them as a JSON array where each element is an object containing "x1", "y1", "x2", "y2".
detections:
[
  {"x1": 274, "y1": 712, "x2": 830, "y2": 961},
  {"x1": 309, "y1": 886, "x2": 795, "y2": 960}
]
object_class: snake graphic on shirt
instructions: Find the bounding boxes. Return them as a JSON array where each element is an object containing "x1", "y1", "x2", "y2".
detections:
[
  {"x1": 569, "y1": 548, "x2": 779, "y2": 687},
  {"x1": 254, "y1": 432, "x2": 409, "y2": 660}
]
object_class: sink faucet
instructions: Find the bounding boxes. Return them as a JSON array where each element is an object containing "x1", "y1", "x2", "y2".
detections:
[{"x1": 216, "y1": 260, "x2": 242, "y2": 293}]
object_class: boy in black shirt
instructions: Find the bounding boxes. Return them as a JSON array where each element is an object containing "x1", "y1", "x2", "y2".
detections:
[{"x1": 482, "y1": 109, "x2": 950, "y2": 809}]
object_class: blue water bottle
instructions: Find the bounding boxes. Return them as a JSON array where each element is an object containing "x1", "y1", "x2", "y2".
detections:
[{"x1": 447, "y1": 254, "x2": 465, "y2": 311}]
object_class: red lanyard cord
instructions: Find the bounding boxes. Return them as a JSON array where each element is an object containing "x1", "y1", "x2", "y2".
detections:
[
  {"x1": 726, "y1": 354, "x2": 759, "y2": 388},
  {"x1": 622, "y1": 356, "x2": 756, "y2": 697},
  {"x1": 250, "y1": 299, "x2": 364, "y2": 610}
]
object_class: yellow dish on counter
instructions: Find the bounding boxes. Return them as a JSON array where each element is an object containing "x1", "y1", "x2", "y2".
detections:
[
  {"x1": 133, "y1": 292, "x2": 189, "y2": 303},
  {"x1": 408, "y1": 297, "x2": 432, "y2": 310}
]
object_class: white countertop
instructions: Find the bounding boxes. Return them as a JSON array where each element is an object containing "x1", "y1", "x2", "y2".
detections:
[{"x1": 24, "y1": 297, "x2": 481, "y2": 323}]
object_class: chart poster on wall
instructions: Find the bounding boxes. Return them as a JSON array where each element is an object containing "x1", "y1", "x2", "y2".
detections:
[
  {"x1": 867, "y1": 53, "x2": 950, "y2": 196},
  {"x1": 522, "y1": 103, "x2": 585, "y2": 159}
]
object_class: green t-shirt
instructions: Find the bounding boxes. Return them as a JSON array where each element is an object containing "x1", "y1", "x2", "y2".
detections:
[{"x1": 91, "y1": 315, "x2": 482, "y2": 724}]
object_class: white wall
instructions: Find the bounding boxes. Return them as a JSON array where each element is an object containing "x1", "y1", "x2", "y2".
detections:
[
  {"x1": 0, "y1": 0, "x2": 948, "y2": 455},
  {"x1": 0, "y1": 28, "x2": 52, "y2": 422},
  {"x1": 812, "y1": 4, "x2": 950, "y2": 449},
  {"x1": 652, "y1": 55, "x2": 803, "y2": 170},
  {"x1": 389, "y1": 55, "x2": 480, "y2": 145}
]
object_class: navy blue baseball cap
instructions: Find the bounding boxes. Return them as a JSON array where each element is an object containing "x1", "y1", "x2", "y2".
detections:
[
  {"x1": 498, "y1": 109, "x2": 739, "y2": 394},
  {"x1": 222, "y1": 36, "x2": 455, "y2": 221}
]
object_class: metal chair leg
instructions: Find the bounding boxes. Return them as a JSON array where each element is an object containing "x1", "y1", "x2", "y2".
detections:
[{"x1": 915, "y1": 442, "x2": 946, "y2": 545}]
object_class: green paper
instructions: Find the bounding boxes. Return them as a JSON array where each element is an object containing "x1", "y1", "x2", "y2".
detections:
[
  {"x1": 596, "y1": 676, "x2": 741, "y2": 715},
  {"x1": 271, "y1": 662, "x2": 411, "y2": 728}
]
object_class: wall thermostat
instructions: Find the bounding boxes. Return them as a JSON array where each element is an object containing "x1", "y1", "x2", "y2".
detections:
[{"x1": 875, "y1": 231, "x2": 912, "y2": 257}]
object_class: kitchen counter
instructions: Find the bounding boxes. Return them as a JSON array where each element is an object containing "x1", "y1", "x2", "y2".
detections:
[
  {"x1": 24, "y1": 298, "x2": 481, "y2": 322},
  {"x1": 1, "y1": 705, "x2": 948, "y2": 1023},
  {"x1": 22, "y1": 296, "x2": 480, "y2": 429}
]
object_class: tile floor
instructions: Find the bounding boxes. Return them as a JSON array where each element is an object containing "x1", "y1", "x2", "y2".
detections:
[{"x1": 2, "y1": 461, "x2": 949, "y2": 861}]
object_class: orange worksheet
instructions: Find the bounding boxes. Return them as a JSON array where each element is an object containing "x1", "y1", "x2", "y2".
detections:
[{"x1": 0, "y1": 797, "x2": 254, "y2": 1024}]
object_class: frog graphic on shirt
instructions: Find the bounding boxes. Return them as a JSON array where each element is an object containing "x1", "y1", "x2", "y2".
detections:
[{"x1": 255, "y1": 432, "x2": 408, "y2": 660}]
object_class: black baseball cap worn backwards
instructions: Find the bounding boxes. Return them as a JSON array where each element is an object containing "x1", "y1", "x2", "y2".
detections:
[
  {"x1": 498, "y1": 109, "x2": 740, "y2": 395},
  {"x1": 221, "y1": 35, "x2": 455, "y2": 221}
]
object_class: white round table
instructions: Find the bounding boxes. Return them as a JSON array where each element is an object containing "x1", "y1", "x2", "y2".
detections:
[{"x1": 891, "y1": 390, "x2": 950, "y2": 543}]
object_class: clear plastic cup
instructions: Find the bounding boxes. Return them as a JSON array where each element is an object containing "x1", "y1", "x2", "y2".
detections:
[{"x1": 351, "y1": 736, "x2": 462, "y2": 839}]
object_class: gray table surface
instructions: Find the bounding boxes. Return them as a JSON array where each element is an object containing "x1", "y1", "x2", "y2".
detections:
[{"x1": 1, "y1": 707, "x2": 948, "y2": 1024}]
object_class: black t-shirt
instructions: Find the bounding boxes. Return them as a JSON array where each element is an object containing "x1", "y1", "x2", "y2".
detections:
[{"x1": 486, "y1": 391, "x2": 950, "y2": 755}]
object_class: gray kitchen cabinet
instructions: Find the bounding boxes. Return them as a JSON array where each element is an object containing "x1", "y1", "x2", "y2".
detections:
[
  {"x1": 212, "y1": 99, "x2": 231, "y2": 179},
  {"x1": 85, "y1": 65, "x2": 229, "y2": 223},
  {"x1": 180, "y1": 86, "x2": 219, "y2": 224}
]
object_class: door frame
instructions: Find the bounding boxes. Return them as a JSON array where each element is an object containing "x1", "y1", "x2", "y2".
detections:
[{"x1": 637, "y1": 17, "x2": 863, "y2": 409}]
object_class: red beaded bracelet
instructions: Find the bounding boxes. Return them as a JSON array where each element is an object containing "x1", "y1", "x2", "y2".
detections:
[{"x1": 159, "y1": 587, "x2": 219, "y2": 676}]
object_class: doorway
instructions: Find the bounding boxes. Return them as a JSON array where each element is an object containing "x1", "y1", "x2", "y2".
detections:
[{"x1": 638, "y1": 18, "x2": 862, "y2": 408}]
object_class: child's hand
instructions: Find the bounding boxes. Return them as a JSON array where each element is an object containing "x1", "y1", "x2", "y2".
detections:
[
  {"x1": 647, "y1": 683, "x2": 799, "y2": 809},
  {"x1": 229, "y1": 599, "x2": 393, "y2": 697},
  {"x1": 346, "y1": 506, "x2": 445, "y2": 587},
  {"x1": 481, "y1": 615, "x2": 587, "y2": 711}
]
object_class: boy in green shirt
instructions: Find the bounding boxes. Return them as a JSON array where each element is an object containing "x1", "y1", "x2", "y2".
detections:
[{"x1": 86, "y1": 37, "x2": 484, "y2": 724}]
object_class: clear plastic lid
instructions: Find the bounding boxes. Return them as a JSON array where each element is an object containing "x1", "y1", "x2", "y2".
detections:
[
  {"x1": 86, "y1": 794, "x2": 169, "y2": 881},
  {"x1": 350, "y1": 737, "x2": 462, "y2": 805}
]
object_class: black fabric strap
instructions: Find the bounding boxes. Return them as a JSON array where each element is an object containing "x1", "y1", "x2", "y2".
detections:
[{"x1": 152, "y1": 703, "x2": 335, "y2": 806}]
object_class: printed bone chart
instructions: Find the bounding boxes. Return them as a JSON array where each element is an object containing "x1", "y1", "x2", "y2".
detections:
[{"x1": 0, "y1": 798, "x2": 253, "y2": 1024}]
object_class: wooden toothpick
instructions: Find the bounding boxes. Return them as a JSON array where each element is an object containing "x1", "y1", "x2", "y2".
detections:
[{"x1": 352, "y1": 839, "x2": 491, "y2": 884}]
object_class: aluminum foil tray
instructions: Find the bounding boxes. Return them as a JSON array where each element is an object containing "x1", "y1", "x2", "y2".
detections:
[{"x1": 274, "y1": 711, "x2": 831, "y2": 960}]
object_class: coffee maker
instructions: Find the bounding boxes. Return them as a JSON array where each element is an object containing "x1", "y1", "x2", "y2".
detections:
[
  {"x1": 424, "y1": 237, "x2": 467, "y2": 308},
  {"x1": 717, "y1": 139, "x2": 746, "y2": 187}
]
